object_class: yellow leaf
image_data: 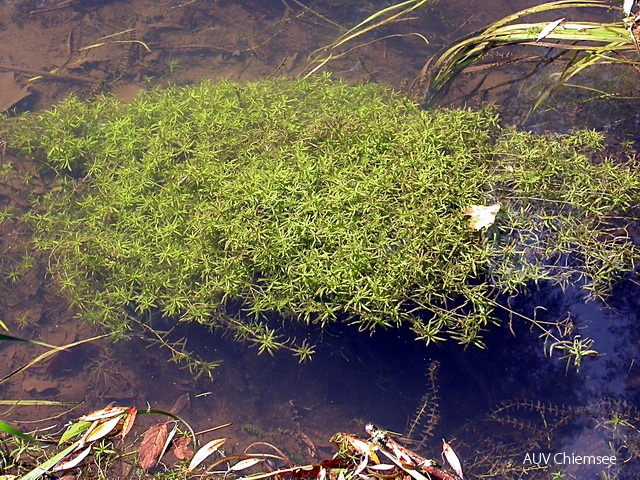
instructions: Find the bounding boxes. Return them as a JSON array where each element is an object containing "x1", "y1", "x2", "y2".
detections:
[{"x1": 83, "y1": 414, "x2": 124, "y2": 443}]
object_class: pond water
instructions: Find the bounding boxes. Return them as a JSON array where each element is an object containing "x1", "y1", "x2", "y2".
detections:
[{"x1": 0, "y1": 0, "x2": 639, "y2": 479}]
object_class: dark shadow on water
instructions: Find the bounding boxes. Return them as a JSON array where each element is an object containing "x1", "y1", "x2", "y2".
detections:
[{"x1": 148, "y1": 281, "x2": 616, "y2": 428}]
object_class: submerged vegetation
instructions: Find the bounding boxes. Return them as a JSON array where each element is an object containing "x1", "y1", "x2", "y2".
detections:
[{"x1": 1, "y1": 75, "x2": 639, "y2": 359}]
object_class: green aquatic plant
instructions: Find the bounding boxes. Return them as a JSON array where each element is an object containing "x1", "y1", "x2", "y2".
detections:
[
  {"x1": 548, "y1": 334, "x2": 599, "y2": 372},
  {"x1": 420, "y1": 0, "x2": 640, "y2": 110},
  {"x1": 2, "y1": 75, "x2": 639, "y2": 356}
]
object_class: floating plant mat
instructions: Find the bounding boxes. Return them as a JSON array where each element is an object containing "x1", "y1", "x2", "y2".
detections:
[{"x1": 2, "y1": 75, "x2": 639, "y2": 357}]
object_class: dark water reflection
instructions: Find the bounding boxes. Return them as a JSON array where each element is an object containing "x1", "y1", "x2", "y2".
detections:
[{"x1": 1, "y1": 0, "x2": 639, "y2": 478}]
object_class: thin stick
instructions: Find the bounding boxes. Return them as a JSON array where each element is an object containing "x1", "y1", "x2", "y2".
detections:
[
  {"x1": 195, "y1": 422, "x2": 233, "y2": 436},
  {"x1": 29, "y1": 0, "x2": 78, "y2": 15},
  {"x1": 0, "y1": 64, "x2": 97, "y2": 85}
]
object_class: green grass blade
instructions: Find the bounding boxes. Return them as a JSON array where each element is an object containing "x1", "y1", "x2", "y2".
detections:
[
  {"x1": 0, "y1": 333, "x2": 58, "y2": 349},
  {"x1": 423, "y1": 0, "x2": 637, "y2": 103},
  {"x1": 0, "y1": 421, "x2": 38, "y2": 443},
  {"x1": 304, "y1": 0, "x2": 429, "y2": 76},
  {"x1": 19, "y1": 441, "x2": 81, "y2": 480}
]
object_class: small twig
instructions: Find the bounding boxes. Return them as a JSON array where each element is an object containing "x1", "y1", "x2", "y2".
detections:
[
  {"x1": 0, "y1": 64, "x2": 97, "y2": 85},
  {"x1": 195, "y1": 422, "x2": 233, "y2": 436}
]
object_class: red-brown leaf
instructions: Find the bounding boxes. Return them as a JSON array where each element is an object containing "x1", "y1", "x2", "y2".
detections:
[
  {"x1": 139, "y1": 423, "x2": 168, "y2": 471},
  {"x1": 172, "y1": 436, "x2": 193, "y2": 461}
]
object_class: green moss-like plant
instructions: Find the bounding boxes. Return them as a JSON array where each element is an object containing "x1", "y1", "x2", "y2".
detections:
[{"x1": 4, "y1": 76, "x2": 639, "y2": 355}]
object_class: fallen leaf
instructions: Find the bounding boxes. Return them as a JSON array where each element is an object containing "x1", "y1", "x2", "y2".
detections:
[
  {"x1": 59, "y1": 421, "x2": 92, "y2": 445},
  {"x1": 228, "y1": 458, "x2": 262, "y2": 472},
  {"x1": 21, "y1": 376, "x2": 58, "y2": 394},
  {"x1": 139, "y1": 423, "x2": 169, "y2": 471},
  {"x1": 79, "y1": 405, "x2": 130, "y2": 422},
  {"x1": 463, "y1": 204, "x2": 500, "y2": 231},
  {"x1": 171, "y1": 436, "x2": 193, "y2": 461},
  {"x1": 158, "y1": 423, "x2": 178, "y2": 465},
  {"x1": 366, "y1": 464, "x2": 396, "y2": 471},
  {"x1": 120, "y1": 407, "x2": 137, "y2": 440},
  {"x1": 83, "y1": 414, "x2": 124, "y2": 443},
  {"x1": 187, "y1": 437, "x2": 227, "y2": 472},
  {"x1": 442, "y1": 439, "x2": 464, "y2": 480},
  {"x1": 169, "y1": 393, "x2": 190, "y2": 415},
  {"x1": 624, "y1": 0, "x2": 634, "y2": 16},
  {"x1": 52, "y1": 445, "x2": 92, "y2": 472},
  {"x1": 536, "y1": 18, "x2": 565, "y2": 42}
]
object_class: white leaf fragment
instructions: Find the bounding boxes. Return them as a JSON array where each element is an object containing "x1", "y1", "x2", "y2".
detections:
[
  {"x1": 624, "y1": 0, "x2": 635, "y2": 16},
  {"x1": 442, "y1": 439, "x2": 464, "y2": 479},
  {"x1": 462, "y1": 204, "x2": 500, "y2": 231},
  {"x1": 83, "y1": 414, "x2": 124, "y2": 444},
  {"x1": 79, "y1": 405, "x2": 129, "y2": 422},
  {"x1": 188, "y1": 437, "x2": 227, "y2": 472},
  {"x1": 537, "y1": 17, "x2": 565, "y2": 41},
  {"x1": 52, "y1": 445, "x2": 93, "y2": 472},
  {"x1": 229, "y1": 458, "x2": 263, "y2": 472},
  {"x1": 561, "y1": 23, "x2": 599, "y2": 31}
]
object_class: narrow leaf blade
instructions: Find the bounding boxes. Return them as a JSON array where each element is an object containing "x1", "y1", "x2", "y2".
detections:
[
  {"x1": 0, "y1": 421, "x2": 38, "y2": 443},
  {"x1": 59, "y1": 421, "x2": 92, "y2": 445},
  {"x1": 188, "y1": 437, "x2": 228, "y2": 472}
]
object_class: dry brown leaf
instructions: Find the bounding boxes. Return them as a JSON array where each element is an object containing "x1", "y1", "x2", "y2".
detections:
[
  {"x1": 172, "y1": 436, "x2": 193, "y2": 461},
  {"x1": 21, "y1": 375, "x2": 58, "y2": 394},
  {"x1": 139, "y1": 423, "x2": 169, "y2": 471}
]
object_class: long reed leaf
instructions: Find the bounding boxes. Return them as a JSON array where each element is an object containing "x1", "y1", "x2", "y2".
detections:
[
  {"x1": 304, "y1": 0, "x2": 429, "y2": 77},
  {"x1": 0, "y1": 333, "x2": 58, "y2": 349},
  {"x1": 0, "y1": 399, "x2": 78, "y2": 406},
  {"x1": 422, "y1": 0, "x2": 638, "y2": 105}
]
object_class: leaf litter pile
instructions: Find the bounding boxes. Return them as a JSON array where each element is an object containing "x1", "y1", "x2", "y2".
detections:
[{"x1": 1, "y1": 400, "x2": 465, "y2": 480}]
